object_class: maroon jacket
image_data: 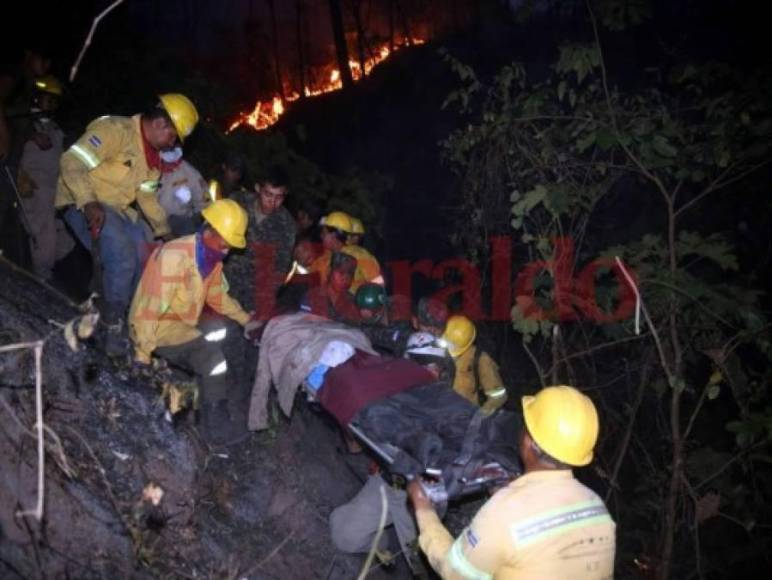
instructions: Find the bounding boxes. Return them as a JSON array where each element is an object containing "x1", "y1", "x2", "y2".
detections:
[{"x1": 318, "y1": 350, "x2": 434, "y2": 427}]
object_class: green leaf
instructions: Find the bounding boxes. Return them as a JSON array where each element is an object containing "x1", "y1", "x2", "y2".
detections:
[
  {"x1": 677, "y1": 231, "x2": 739, "y2": 270},
  {"x1": 653, "y1": 135, "x2": 678, "y2": 157},
  {"x1": 545, "y1": 188, "x2": 571, "y2": 217},
  {"x1": 576, "y1": 131, "x2": 596, "y2": 153},
  {"x1": 557, "y1": 80, "x2": 567, "y2": 102},
  {"x1": 523, "y1": 185, "x2": 548, "y2": 210},
  {"x1": 595, "y1": 127, "x2": 617, "y2": 150},
  {"x1": 707, "y1": 384, "x2": 721, "y2": 400}
]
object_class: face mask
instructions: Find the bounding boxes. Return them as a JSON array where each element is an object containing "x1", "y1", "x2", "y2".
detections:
[
  {"x1": 160, "y1": 146, "x2": 183, "y2": 163},
  {"x1": 195, "y1": 231, "x2": 229, "y2": 278}
]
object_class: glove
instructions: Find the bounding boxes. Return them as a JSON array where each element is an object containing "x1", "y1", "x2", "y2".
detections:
[{"x1": 243, "y1": 319, "x2": 265, "y2": 342}]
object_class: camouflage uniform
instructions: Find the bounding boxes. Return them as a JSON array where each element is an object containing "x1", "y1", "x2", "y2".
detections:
[{"x1": 225, "y1": 190, "x2": 296, "y2": 317}]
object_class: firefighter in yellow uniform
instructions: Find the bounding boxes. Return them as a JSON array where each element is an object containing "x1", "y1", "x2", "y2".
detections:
[
  {"x1": 57, "y1": 94, "x2": 198, "y2": 353},
  {"x1": 129, "y1": 199, "x2": 262, "y2": 446},
  {"x1": 342, "y1": 214, "x2": 384, "y2": 292},
  {"x1": 309, "y1": 211, "x2": 352, "y2": 284},
  {"x1": 441, "y1": 315, "x2": 508, "y2": 414},
  {"x1": 408, "y1": 385, "x2": 616, "y2": 579},
  {"x1": 309, "y1": 211, "x2": 384, "y2": 292}
]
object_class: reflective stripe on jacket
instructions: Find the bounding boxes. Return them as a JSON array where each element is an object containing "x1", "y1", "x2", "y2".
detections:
[
  {"x1": 416, "y1": 470, "x2": 615, "y2": 580},
  {"x1": 56, "y1": 115, "x2": 170, "y2": 236},
  {"x1": 128, "y1": 235, "x2": 250, "y2": 363}
]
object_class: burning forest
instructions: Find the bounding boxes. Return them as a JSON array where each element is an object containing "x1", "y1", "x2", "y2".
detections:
[
  {"x1": 2, "y1": 2, "x2": 772, "y2": 580},
  {"x1": 228, "y1": 35, "x2": 425, "y2": 132}
]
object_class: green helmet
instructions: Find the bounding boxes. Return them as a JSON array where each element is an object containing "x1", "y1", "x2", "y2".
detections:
[{"x1": 356, "y1": 283, "x2": 387, "y2": 311}]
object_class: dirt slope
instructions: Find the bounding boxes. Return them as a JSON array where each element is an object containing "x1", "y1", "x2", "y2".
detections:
[{"x1": 0, "y1": 259, "x2": 410, "y2": 579}]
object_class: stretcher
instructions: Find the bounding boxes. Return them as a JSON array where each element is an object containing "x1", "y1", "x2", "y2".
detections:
[{"x1": 346, "y1": 381, "x2": 523, "y2": 513}]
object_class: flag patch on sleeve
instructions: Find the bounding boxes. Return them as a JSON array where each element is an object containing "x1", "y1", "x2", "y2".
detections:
[{"x1": 88, "y1": 135, "x2": 102, "y2": 148}]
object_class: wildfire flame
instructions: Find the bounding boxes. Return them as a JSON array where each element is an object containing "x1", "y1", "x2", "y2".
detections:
[{"x1": 228, "y1": 37, "x2": 424, "y2": 132}]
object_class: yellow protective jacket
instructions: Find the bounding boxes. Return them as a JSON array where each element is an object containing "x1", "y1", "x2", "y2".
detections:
[
  {"x1": 416, "y1": 470, "x2": 616, "y2": 580},
  {"x1": 452, "y1": 345, "x2": 508, "y2": 414},
  {"x1": 342, "y1": 243, "x2": 383, "y2": 292},
  {"x1": 128, "y1": 235, "x2": 250, "y2": 364},
  {"x1": 56, "y1": 114, "x2": 170, "y2": 236}
]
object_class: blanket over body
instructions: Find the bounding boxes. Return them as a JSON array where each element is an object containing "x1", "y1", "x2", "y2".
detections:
[{"x1": 248, "y1": 312, "x2": 377, "y2": 430}]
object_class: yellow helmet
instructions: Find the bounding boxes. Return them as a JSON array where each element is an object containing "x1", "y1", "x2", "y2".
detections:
[
  {"x1": 350, "y1": 217, "x2": 365, "y2": 235},
  {"x1": 441, "y1": 314, "x2": 476, "y2": 357},
  {"x1": 320, "y1": 211, "x2": 353, "y2": 233},
  {"x1": 202, "y1": 199, "x2": 248, "y2": 248},
  {"x1": 159, "y1": 93, "x2": 199, "y2": 141},
  {"x1": 35, "y1": 75, "x2": 63, "y2": 96},
  {"x1": 522, "y1": 385, "x2": 599, "y2": 467}
]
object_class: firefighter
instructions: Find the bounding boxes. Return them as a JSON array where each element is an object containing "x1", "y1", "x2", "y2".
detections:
[
  {"x1": 440, "y1": 315, "x2": 508, "y2": 414},
  {"x1": 308, "y1": 210, "x2": 352, "y2": 284},
  {"x1": 17, "y1": 75, "x2": 74, "y2": 280},
  {"x1": 57, "y1": 93, "x2": 199, "y2": 354},
  {"x1": 128, "y1": 199, "x2": 262, "y2": 446},
  {"x1": 342, "y1": 214, "x2": 383, "y2": 292},
  {"x1": 348, "y1": 215, "x2": 365, "y2": 246},
  {"x1": 408, "y1": 385, "x2": 616, "y2": 579}
]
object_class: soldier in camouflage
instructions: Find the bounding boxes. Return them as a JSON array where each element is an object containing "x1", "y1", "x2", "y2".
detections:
[{"x1": 225, "y1": 166, "x2": 296, "y2": 321}]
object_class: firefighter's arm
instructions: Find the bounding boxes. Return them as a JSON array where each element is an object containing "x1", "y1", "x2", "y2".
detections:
[
  {"x1": 205, "y1": 268, "x2": 251, "y2": 325},
  {"x1": 414, "y1": 490, "x2": 509, "y2": 580},
  {"x1": 479, "y1": 352, "x2": 508, "y2": 414},
  {"x1": 136, "y1": 186, "x2": 171, "y2": 237},
  {"x1": 59, "y1": 120, "x2": 119, "y2": 208}
]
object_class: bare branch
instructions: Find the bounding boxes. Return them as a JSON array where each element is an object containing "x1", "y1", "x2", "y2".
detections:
[
  {"x1": 675, "y1": 159, "x2": 772, "y2": 217},
  {"x1": 69, "y1": 0, "x2": 128, "y2": 83}
]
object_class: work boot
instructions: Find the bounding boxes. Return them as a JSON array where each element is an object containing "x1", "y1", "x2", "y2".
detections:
[
  {"x1": 102, "y1": 303, "x2": 129, "y2": 358},
  {"x1": 201, "y1": 400, "x2": 250, "y2": 447},
  {"x1": 105, "y1": 320, "x2": 129, "y2": 358}
]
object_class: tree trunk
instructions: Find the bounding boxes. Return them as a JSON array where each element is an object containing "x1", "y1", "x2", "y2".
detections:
[
  {"x1": 265, "y1": 0, "x2": 286, "y2": 100},
  {"x1": 351, "y1": 0, "x2": 367, "y2": 78},
  {"x1": 328, "y1": 0, "x2": 354, "y2": 89},
  {"x1": 396, "y1": 0, "x2": 412, "y2": 44},
  {"x1": 295, "y1": 0, "x2": 307, "y2": 97},
  {"x1": 388, "y1": 0, "x2": 395, "y2": 51},
  {"x1": 658, "y1": 196, "x2": 686, "y2": 580}
]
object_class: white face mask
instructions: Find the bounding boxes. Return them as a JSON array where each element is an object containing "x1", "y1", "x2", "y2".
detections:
[{"x1": 160, "y1": 146, "x2": 183, "y2": 163}]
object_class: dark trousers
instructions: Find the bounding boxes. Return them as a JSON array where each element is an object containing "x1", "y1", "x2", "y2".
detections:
[{"x1": 155, "y1": 335, "x2": 228, "y2": 404}]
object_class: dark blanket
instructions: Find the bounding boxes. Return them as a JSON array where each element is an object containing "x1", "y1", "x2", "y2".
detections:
[
  {"x1": 352, "y1": 382, "x2": 523, "y2": 489},
  {"x1": 317, "y1": 351, "x2": 434, "y2": 427}
]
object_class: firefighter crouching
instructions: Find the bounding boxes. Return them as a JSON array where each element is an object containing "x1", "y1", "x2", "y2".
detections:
[
  {"x1": 128, "y1": 199, "x2": 262, "y2": 446},
  {"x1": 408, "y1": 385, "x2": 616, "y2": 579}
]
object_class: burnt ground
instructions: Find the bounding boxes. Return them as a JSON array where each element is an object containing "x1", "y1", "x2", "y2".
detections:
[{"x1": 0, "y1": 258, "x2": 483, "y2": 579}]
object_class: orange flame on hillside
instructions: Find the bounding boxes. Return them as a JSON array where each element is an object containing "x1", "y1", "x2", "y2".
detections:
[{"x1": 228, "y1": 38, "x2": 424, "y2": 132}]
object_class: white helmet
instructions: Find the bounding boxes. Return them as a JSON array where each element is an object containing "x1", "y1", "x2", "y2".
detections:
[{"x1": 405, "y1": 332, "x2": 447, "y2": 358}]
